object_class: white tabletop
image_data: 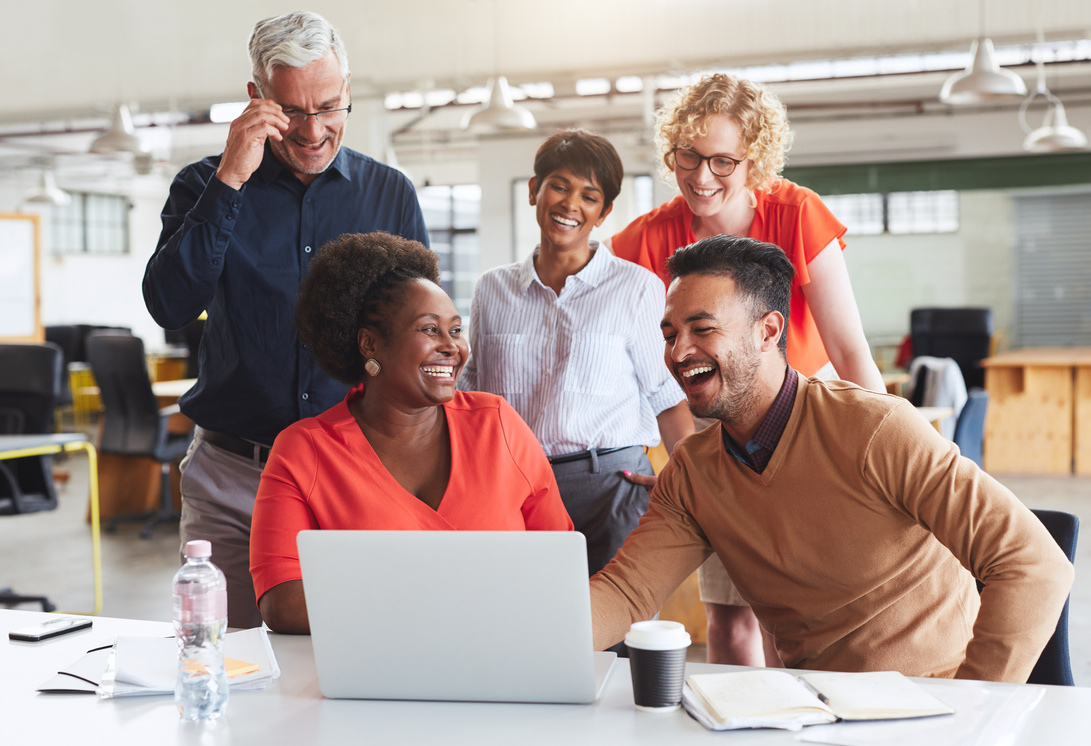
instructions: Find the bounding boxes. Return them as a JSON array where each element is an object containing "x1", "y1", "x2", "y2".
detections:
[
  {"x1": 0, "y1": 433, "x2": 89, "y2": 455},
  {"x1": 4, "y1": 609, "x2": 1089, "y2": 745}
]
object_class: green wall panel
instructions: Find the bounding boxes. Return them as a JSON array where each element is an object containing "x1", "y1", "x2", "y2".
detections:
[{"x1": 783, "y1": 152, "x2": 1091, "y2": 195}]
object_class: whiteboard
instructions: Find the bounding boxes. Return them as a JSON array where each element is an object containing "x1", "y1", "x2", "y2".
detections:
[{"x1": 0, "y1": 213, "x2": 41, "y2": 342}]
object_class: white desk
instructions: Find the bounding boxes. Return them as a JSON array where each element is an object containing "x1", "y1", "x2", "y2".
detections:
[{"x1": 4, "y1": 609, "x2": 1089, "y2": 745}]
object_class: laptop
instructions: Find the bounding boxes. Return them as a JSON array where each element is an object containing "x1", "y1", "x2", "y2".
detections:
[{"x1": 297, "y1": 530, "x2": 616, "y2": 704}]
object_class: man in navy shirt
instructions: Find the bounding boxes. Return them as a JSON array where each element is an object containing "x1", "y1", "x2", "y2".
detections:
[{"x1": 144, "y1": 10, "x2": 428, "y2": 627}]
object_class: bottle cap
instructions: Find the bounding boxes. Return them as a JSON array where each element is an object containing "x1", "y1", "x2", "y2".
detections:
[{"x1": 183, "y1": 540, "x2": 212, "y2": 559}]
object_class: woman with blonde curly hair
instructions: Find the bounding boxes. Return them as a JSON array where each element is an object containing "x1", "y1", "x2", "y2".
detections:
[
  {"x1": 612, "y1": 74, "x2": 883, "y2": 667},
  {"x1": 613, "y1": 73, "x2": 881, "y2": 390}
]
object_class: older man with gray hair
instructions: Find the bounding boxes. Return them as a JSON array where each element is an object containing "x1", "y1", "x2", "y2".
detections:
[{"x1": 144, "y1": 11, "x2": 428, "y2": 627}]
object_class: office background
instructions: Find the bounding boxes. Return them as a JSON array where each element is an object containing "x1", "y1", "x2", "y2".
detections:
[{"x1": 2, "y1": 0, "x2": 1090, "y2": 353}]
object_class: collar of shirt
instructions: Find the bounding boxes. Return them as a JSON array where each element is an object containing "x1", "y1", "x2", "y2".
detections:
[
  {"x1": 253, "y1": 142, "x2": 352, "y2": 186},
  {"x1": 721, "y1": 365, "x2": 799, "y2": 473},
  {"x1": 514, "y1": 240, "x2": 610, "y2": 296}
]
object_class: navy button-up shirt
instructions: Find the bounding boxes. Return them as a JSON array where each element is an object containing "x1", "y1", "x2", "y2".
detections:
[{"x1": 144, "y1": 144, "x2": 428, "y2": 445}]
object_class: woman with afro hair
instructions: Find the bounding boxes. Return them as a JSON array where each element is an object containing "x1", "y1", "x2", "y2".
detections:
[{"x1": 249, "y1": 232, "x2": 572, "y2": 634}]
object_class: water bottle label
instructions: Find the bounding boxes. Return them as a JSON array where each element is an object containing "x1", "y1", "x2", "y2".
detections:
[{"x1": 179, "y1": 589, "x2": 227, "y2": 624}]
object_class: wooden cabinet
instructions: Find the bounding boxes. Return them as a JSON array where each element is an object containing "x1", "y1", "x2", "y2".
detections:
[{"x1": 982, "y1": 348, "x2": 1091, "y2": 475}]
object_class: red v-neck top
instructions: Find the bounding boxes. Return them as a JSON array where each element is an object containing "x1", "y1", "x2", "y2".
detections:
[
  {"x1": 611, "y1": 180, "x2": 847, "y2": 377},
  {"x1": 250, "y1": 385, "x2": 573, "y2": 602}
]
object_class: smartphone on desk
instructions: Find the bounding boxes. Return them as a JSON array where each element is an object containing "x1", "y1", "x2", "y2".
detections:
[{"x1": 9, "y1": 617, "x2": 92, "y2": 642}]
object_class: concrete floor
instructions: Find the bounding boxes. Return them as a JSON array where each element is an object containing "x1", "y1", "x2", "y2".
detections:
[{"x1": 2, "y1": 452, "x2": 1088, "y2": 685}]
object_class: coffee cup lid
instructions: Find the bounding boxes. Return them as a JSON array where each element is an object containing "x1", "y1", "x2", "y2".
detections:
[{"x1": 624, "y1": 620, "x2": 691, "y2": 650}]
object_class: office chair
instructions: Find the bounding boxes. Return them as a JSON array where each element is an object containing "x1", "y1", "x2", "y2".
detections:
[
  {"x1": 952, "y1": 388, "x2": 988, "y2": 468},
  {"x1": 86, "y1": 333, "x2": 194, "y2": 539},
  {"x1": 0, "y1": 342, "x2": 64, "y2": 611},
  {"x1": 909, "y1": 307, "x2": 993, "y2": 391},
  {"x1": 45, "y1": 325, "x2": 80, "y2": 414},
  {"x1": 1025, "y1": 509, "x2": 1079, "y2": 686}
]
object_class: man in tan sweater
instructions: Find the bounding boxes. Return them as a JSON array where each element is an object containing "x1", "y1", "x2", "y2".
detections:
[{"x1": 591, "y1": 235, "x2": 1073, "y2": 683}]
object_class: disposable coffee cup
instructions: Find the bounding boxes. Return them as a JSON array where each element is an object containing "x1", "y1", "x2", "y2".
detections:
[{"x1": 625, "y1": 620, "x2": 691, "y2": 712}]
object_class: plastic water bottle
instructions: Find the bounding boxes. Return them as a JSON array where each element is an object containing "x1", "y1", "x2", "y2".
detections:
[{"x1": 173, "y1": 539, "x2": 229, "y2": 720}]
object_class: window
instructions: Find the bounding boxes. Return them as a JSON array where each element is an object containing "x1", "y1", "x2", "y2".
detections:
[
  {"x1": 419, "y1": 184, "x2": 480, "y2": 315},
  {"x1": 50, "y1": 192, "x2": 130, "y2": 254},
  {"x1": 821, "y1": 193, "x2": 885, "y2": 235},
  {"x1": 887, "y1": 190, "x2": 960, "y2": 234},
  {"x1": 823, "y1": 190, "x2": 959, "y2": 235}
]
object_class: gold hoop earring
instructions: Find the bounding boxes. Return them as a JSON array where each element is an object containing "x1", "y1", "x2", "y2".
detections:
[{"x1": 364, "y1": 358, "x2": 381, "y2": 377}]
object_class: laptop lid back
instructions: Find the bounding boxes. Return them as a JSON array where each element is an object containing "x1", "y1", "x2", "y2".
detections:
[{"x1": 297, "y1": 530, "x2": 597, "y2": 704}]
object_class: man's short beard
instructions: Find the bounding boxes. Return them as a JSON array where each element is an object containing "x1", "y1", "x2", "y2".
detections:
[{"x1": 689, "y1": 349, "x2": 762, "y2": 425}]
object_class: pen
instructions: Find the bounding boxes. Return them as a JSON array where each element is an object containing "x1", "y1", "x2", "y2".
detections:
[{"x1": 799, "y1": 677, "x2": 831, "y2": 706}]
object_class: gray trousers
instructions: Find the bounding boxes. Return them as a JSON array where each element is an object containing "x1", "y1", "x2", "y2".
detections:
[
  {"x1": 178, "y1": 427, "x2": 265, "y2": 629},
  {"x1": 550, "y1": 446, "x2": 653, "y2": 578}
]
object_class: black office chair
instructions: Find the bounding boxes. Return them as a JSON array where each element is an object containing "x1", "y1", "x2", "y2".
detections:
[
  {"x1": 0, "y1": 342, "x2": 64, "y2": 611},
  {"x1": 45, "y1": 325, "x2": 80, "y2": 413},
  {"x1": 952, "y1": 389, "x2": 988, "y2": 468},
  {"x1": 910, "y1": 308, "x2": 994, "y2": 391},
  {"x1": 86, "y1": 333, "x2": 194, "y2": 539},
  {"x1": 1025, "y1": 509, "x2": 1079, "y2": 686}
]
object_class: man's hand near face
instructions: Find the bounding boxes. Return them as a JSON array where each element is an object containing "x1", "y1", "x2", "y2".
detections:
[{"x1": 214, "y1": 98, "x2": 290, "y2": 191}]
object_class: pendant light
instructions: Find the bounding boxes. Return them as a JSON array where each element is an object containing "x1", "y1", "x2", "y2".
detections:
[
  {"x1": 1019, "y1": 58, "x2": 1088, "y2": 152},
  {"x1": 90, "y1": 103, "x2": 147, "y2": 154},
  {"x1": 23, "y1": 168, "x2": 72, "y2": 207},
  {"x1": 939, "y1": 1, "x2": 1026, "y2": 105},
  {"x1": 460, "y1": 0, "x2": 536, "y2": 133},
  {"x1": 462, "y1": 76, "x2": 537, "y2": 133},
  {"x1": 940, "y1": 38, "x2": 1027, "y2": 105}
]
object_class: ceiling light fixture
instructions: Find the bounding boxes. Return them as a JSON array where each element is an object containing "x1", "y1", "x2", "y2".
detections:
[
  {"x1": 939, "y1": 1, "x2": 1026, "y2": 105},
  {"x1": 1019, "y1": 58, "x2": 1088, "y2": 152},
  {"x1": 90, "y1": 103, "x2": 148, "y2": 154},
  {"x1": 939, "y1": 37, "x2": 1028, "y2": 105},
  {"x1": 23, "y1": 168, "x2": 72, "y2": 207},
  {"x1": 461, "y1": 76, "x2": 537, "y2": 132},
  {"x1": 460, "y1": 0, "x2": 536, "y2": 134}
]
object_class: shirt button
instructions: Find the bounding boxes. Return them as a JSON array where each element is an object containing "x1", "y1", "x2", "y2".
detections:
[
  {"x1": 301, "y1": 393, "x2": 309, "y2": 400},
  {"x1": 305, "y1": 197, "x2": 312, "y2": 204},
  {"x1": 231, "y1": 201, "x2": 240, "y2": 208},
  {"x1": 304, "y1": 245, "x2": 312, "y2": 253}
]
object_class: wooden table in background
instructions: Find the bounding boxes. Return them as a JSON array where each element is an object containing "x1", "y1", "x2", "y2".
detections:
[
  {"x1": 882, "y1": 370, "x2": 911, "y2": 397},
  {"x1": 981, "y1": 347, "x2": 1091, "y2": 475}
]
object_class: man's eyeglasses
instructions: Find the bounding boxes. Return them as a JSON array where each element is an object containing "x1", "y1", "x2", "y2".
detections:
[
  {"x1": 673, "y1": 147, "x2": 743, "y2": 178},
  {"x1": 283, "y1": 103, "x2": 352, "y2": 128}
]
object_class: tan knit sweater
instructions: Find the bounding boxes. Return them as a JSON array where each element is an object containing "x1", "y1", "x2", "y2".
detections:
[{"x1": 591, "y1": 377, "x2": 1073, "y2": 683}]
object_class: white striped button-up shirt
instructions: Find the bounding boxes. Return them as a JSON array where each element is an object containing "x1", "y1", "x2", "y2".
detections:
[{"x1": 458, "y1": 242, "x2": 685, "y2": 457}]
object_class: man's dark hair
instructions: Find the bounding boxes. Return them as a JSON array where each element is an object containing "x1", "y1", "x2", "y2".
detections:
[
  {"x1": 296, "y1": 232, "x2": 440, "y2": 384},
  {"x1": 533, "y1": 129, "x2": 623, "y2": 212},
  {"x1": 667, "y1": 235, "x2": 794, "y2": 355}
]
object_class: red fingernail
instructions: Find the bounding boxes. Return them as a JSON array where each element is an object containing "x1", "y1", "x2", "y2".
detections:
[{"x1": 623, "y1": 470, "x2": 631, "y2": 476}]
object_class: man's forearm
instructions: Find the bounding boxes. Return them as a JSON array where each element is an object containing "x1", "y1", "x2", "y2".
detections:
[{"x1": 955, "y1": 555, "x2": 1073, "y2": 682}]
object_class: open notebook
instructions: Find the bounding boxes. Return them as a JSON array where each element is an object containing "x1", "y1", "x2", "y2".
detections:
[
  {"x1": 298, "y1": 530, "x2": 615, "y2": 704},
  {"x1": 683, "y1": 669, "x2": 955, "y2": 731}
]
